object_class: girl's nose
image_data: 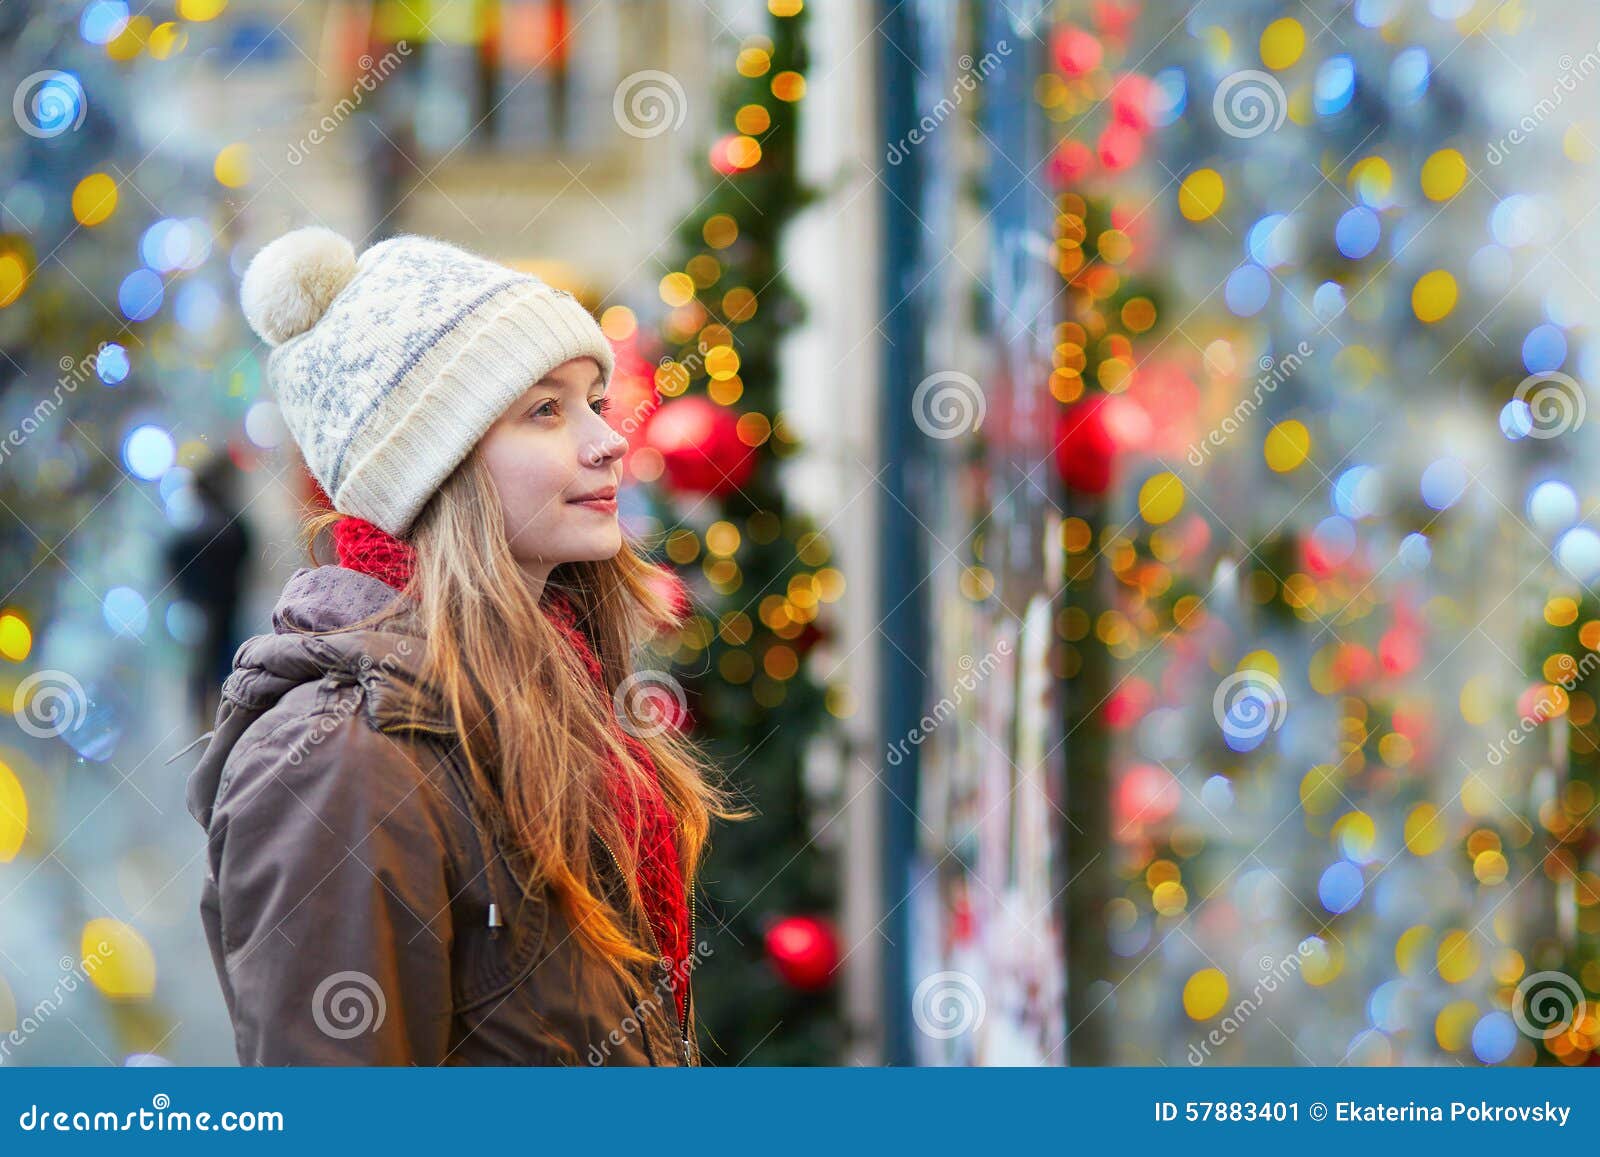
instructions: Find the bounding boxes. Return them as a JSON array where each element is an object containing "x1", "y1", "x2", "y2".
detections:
[{"x1": 581, "y1": 426, "x2": 628, "y2": 468}]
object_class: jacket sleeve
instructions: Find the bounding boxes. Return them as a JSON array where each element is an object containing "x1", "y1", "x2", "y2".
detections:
[{"x1": 209, "y1": 710, "x2": 458, "y2": 1066}]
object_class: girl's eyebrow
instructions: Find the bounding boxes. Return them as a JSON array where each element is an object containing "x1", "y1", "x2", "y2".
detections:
[{"x1": 531, "y1": 374, "x2": 607, "y2": 392}]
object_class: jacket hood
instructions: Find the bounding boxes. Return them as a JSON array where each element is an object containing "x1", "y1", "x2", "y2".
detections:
[{"x1": 184, "y1": 565, "x2": 444, "y2": 830}]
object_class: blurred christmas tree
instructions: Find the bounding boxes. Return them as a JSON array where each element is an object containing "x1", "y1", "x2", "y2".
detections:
[{"x1": 622, "y1": 0, "x2": 844, "y2": 1064}]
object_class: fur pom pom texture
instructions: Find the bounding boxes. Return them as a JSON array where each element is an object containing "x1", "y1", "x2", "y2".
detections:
[{"x1": 239, "y1": 226, "x2": 358, "y2": 347}]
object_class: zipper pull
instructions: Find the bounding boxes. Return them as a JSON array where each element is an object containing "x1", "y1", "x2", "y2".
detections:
[{"x1": 487, "y1": 902, "x2": 503, "y2": 939}]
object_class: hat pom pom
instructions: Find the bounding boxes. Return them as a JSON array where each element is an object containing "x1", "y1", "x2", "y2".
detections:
[{"x1": 240, "y1": 226, "x2": 357, "y2": 346}]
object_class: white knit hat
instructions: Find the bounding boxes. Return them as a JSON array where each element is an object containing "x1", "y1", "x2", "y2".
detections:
[{"x1": 239, "y1": 226, "x2": 616, "y2": 536}]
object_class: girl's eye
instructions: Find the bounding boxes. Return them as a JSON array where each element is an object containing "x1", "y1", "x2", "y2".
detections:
[
  {"x1": 530, "y1": 400, "x2": 558, "y2": 419},
  {"x1": 591, "y1": 396, "x2": 612, "y2": 415}
]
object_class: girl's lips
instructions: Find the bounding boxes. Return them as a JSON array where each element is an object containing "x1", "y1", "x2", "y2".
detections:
[{"x1": 570, "y1": 496, "x2": 618, "y2": 514}]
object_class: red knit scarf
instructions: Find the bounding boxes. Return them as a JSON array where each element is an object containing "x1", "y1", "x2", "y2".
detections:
[{"x1": 330, "y1": 515, "x2": 690, "y2": 1023}]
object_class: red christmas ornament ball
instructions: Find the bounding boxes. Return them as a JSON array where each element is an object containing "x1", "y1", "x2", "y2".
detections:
[
  {"x1": 1054, "y1": 394, "x2": 1119, "y2": 495},
  {"x1": 644, "y1": 395, "x2": 757, "y2": 498},
  {"x1": 764, "y1": 915, "x2": 839, "y2": 991}
]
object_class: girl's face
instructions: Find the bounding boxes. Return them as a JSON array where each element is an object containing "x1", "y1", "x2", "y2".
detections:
[{"x1": 476, "y1": 356, "x2": 626, "y2": 581}]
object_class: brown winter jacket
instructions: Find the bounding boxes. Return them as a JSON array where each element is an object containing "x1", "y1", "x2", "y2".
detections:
[{"x1": 184, "y1": 564, "x2": 701, "y2": 1066}]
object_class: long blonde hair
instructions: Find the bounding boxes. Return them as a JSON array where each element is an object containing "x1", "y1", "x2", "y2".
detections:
[{"x1": 302, "y1": 449, "x2": 738, "y2": 978}]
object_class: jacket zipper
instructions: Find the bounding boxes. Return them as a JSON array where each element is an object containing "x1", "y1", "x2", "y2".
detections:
[{"x1": 594, "y1": 830, "x2": 695, "y2": 1065}]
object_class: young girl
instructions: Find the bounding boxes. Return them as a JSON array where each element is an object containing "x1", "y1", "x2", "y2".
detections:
[{"x1": 185, "y1": 226, "x2": 733, "y2": 1066}]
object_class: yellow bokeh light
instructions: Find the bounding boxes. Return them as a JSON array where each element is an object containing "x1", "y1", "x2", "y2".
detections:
[
  {"x1": 177, "y1": 0, "x2": 228, "y2": 19},
  {"x1": 0, "y1": 252, "x2": 28, "y2": 309},
  {"x1": 1183, "y1": 968, "x2": 1230, "y2": 1020},
  {"x1": 1473, "y1": 849, "x2": 1509, "y2": 885},
  {"x1": 659, "y1": 272, "x2": 696, "y2": 307},
  {"x1": 1259, "y1": 18, "x2": 1305, "y2": 70},
  {"x1": 1179, "y1": 169, "x2": 1226, "y2": 221},
  {"x1": 1436, "y1": 929, "x2": 1479, "y2": 983},
  {"x1": 148, "y1": 21, "x2": 188, "y2": 58},
  {"x1": 1404, "y1": 803, "x2": 1445, "y2": 856},
  {"x1": 82, "y1": 918, "x2": 156, "y2": 1000},
  {"x1": 1264, "y1": 419, "x2": 1310, "y2": 472},
  {"x1": 0, "y1": 612, "x2": 31, "y2": 662},
  {"x1": 770, "y1": 70, "x2": 806, "y2": 102},
  {"x1": 1547, "y1": 596, "x2": 1580, "y2": 626},
  {"x1": 705, "y1": 345, "x2": 741, "y2": 380},
  {"x1": 1152, "y1": 880, "x2": 1187, "y2": 915},
  {"x1": 1411, "y1": 270, "x2": 1457, "y2": 323},
  {"x1": 599, "y1": 304, "x2": 636, "y2": 341},
  {"x1": 1138, "y1": 472, "x2": 1185, "y2": 524},
  {"x1": 0, "y1": 760, "x2": 25, "y2": 862},
  {"x1": 1435, "y1": 999, "x2": 1478, "y2": 1051},
  {"x1": 1334, "y1": 810, "x2": 1376, "y2": 859},
  {"x1": 213, "y1": 143, "x2": 250, "y2": 188},
  {"x1": 1420, "y1": 148, "x2": 1467, "y2": 201},
  {"x1": 1396, "y1": 925, "x2": 1431, "y2": 974},
  {"x1": 71, "y1": 173, "x2": 118, "y2": 227}
]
